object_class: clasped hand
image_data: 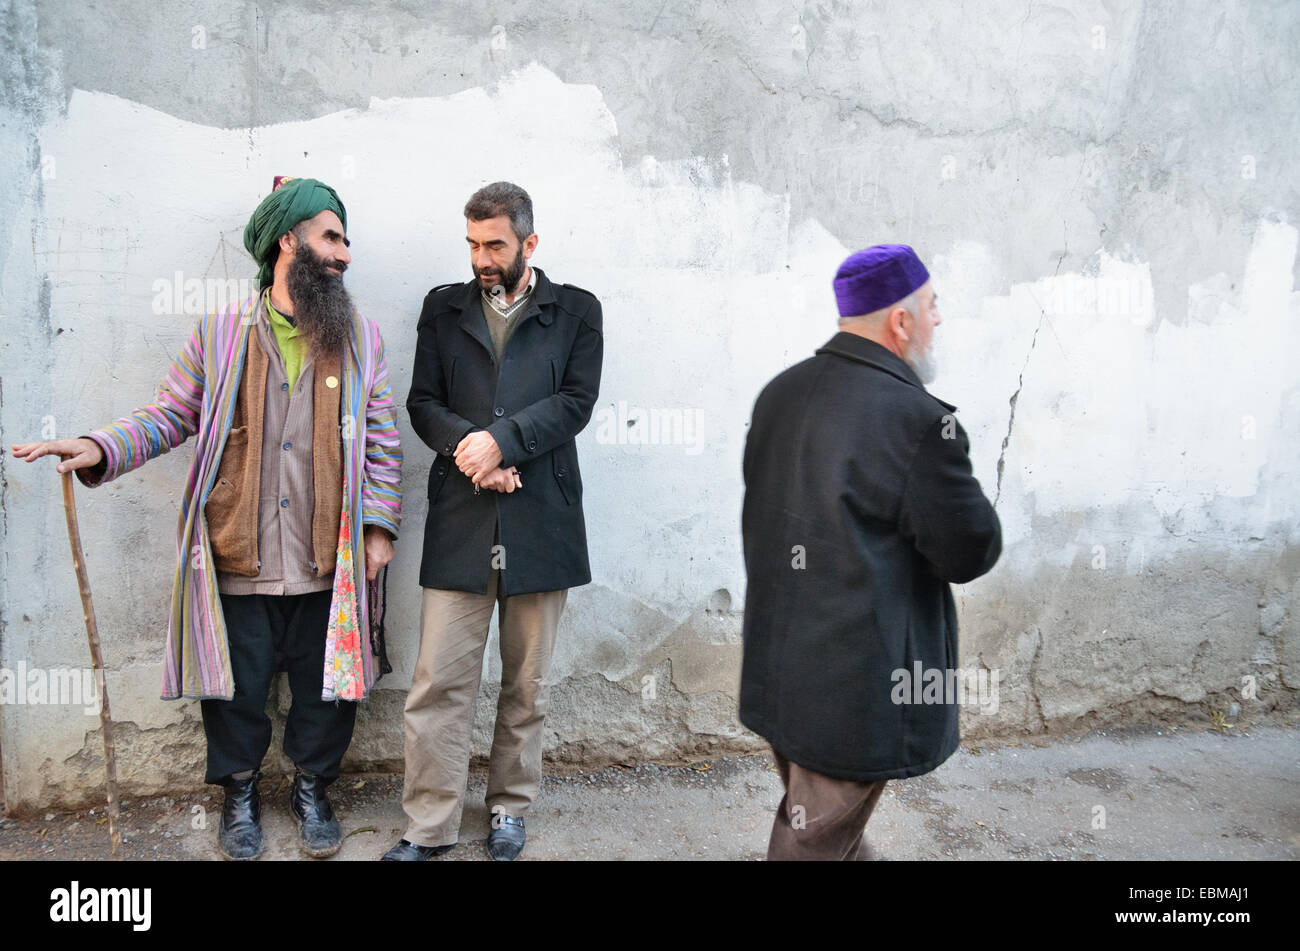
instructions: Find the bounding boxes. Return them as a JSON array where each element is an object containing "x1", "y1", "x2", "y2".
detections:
[{"x1": 455, "y1": 431, "x2": 521, "y2": 493}]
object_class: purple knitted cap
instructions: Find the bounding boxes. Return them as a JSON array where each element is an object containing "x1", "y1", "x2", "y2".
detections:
[{"x1": 833, "y1": 244, "x2": 930, "y2": 317}]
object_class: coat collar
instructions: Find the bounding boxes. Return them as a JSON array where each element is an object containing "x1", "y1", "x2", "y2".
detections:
[
  {"x1": 450, "y1": 267, "x2": 557, "y2": 358},
  {"x1": 815, "y1": 332, "x2": 957, "y2": 412}
]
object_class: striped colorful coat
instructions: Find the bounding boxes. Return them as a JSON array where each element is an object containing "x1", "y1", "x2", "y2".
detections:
[{"x1": 79, "y1": 296, "x2": 402, "y2": 702}]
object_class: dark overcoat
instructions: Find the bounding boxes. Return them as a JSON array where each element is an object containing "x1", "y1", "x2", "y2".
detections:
[
  {"x1": 407, "y1": 267, "x2": 603, "y2": 595},
  {"x1": 739, "y1": 332, "x2": 1001, "y2": 781}
]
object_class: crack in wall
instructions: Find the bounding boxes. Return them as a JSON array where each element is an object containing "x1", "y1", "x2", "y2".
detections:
[
  {"x1": 796, "y1": 79, "x2": 1130, "y2": 151},
  {"x1": 1027, "y1": 626, "x2": 1048, "y2": 732},
  {"x1": 734, "y1": 52, "x2": 777, "y2": 96},
  {"x1": 994, "y1": 240, "x2": 1067, "y2": 507},
  {"x1": 994, "y1": 314, "x2": 1041, "y2": 507}
]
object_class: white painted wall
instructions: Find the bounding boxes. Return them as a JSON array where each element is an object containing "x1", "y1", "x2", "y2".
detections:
[{"x1": 3, "y1": 7, "x2": 1297, "y2": 808}]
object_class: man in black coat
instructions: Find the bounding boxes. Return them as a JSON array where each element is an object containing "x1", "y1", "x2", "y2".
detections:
[
  {"x1": 740, "y1": 244, "x2": 1001, "y2": 860},
  {"x1": 383, "y1": 182, "x2": 603, "y2": 862}
]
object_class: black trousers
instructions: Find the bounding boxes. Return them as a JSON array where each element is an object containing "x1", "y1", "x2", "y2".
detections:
[{"x1": 201, "y1": 590, "x2": 357, "y2": 785}]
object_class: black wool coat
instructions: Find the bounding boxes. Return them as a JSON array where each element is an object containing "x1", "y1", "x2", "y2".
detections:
[
  {"x1": 739, "y1": 332, "x2": 1001, "y2": 782},
  {"x1": 407, "y1": 267, "x2": 603, "y2": 595}
]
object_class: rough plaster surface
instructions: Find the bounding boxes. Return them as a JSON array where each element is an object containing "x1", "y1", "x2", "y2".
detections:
[{"x1": 1, "y1": 0, "x2": 1297, "y2": 811}]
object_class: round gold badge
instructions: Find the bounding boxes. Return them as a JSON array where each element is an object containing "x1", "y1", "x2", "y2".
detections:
[{"x1": 326, "y1": 375, "x2": 339, "y2": 389}]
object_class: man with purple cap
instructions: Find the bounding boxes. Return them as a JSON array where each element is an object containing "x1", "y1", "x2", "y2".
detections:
[{"x1": 739, "y1": 243, "x2": 1001, "y2": 860}]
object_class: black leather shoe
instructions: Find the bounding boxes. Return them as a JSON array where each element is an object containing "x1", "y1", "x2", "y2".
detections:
[
  {"x1": 290, "y1": 769, "x2": 342, "y2": 858},
  {"x1": 486, "y1": 815, "x2": 526, "y2": 861},
  {"x1": 380, "y1": 838, "x2": 455, "y2": 861},
  {"x1": 218, "y1": 771, "x2": 263, "y2": 861}
]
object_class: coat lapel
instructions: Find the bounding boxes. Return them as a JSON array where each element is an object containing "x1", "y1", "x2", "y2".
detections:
[
  {"x1": 452, "y1": 280, "x2": 495, "y2": 359},
  {"x1": 514, "y1": 266, "x2": 556, "y2": 332},
  {"x1": 454, "y1": 268, "x2": 557, "y2": 359}
]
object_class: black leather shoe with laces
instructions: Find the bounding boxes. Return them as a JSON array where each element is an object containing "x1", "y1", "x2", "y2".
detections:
[{"x1": 380, "y1": 839, "x2": 455, "y2": 861}]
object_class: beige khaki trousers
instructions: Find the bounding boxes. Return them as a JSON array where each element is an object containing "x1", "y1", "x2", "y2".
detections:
[
  {"x1": 401, "y1": 570, "x2": 567, "y2": 847},
  {"x1": 767, "y1": 750, "x2": 888, "y2": 861}
]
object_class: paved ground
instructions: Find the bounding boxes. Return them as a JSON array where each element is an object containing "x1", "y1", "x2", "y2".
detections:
[{"x1": 2, "y1": 723, "x2": 1296, "y2": 861}]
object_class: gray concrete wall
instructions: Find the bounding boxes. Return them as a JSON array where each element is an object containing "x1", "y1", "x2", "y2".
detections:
[{"x1": 1, "y1": 0, "x2": 1296, "y2": 812}]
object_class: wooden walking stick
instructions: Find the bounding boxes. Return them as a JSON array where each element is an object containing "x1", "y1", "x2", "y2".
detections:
[{"x1": 60, "y1": 470, "x2": 122, "y2": 857}]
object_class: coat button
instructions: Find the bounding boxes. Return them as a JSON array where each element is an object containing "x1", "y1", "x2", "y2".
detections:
[
  {"x1": 494, "y1": 406, "x2": 505, "y2": 417},
  {"x1": 281, "y1": 382, "x2": 289, "y2": 391},
  {"x1": 527, "y1": 440, "x2": 537, "y2": 451},
  {"x1": 557, "y1": 467, "x2": 567, "y2": 477},
  {"x1": 280, "y1": 498, "x2": 289, "y2": 508},
  {"x1": 282, "y1": 441, "x2": 292, "y2": 450}
]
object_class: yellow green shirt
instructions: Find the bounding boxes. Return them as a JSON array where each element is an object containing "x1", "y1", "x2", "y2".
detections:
[{"x1": 264, "y1": 291, "x2": 307, "y2": 392}]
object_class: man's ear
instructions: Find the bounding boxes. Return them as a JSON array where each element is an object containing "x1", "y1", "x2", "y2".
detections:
[
  {"x1": 523, "y1": 234, "x2": 539, "y2": 259},
  {"x1": 887, "y1": 304, "x2": 912, "y2": 345},
  {"x1": 278, "y1": 229, "x2": 298, "y2": 256}
]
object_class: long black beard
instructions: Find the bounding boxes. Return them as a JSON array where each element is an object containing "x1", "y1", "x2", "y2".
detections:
[{"x1": 286, "y1": 243, "x2": 354, "y2": 359}]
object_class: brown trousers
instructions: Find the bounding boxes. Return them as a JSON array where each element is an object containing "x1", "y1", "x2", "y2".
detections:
[
  {"x1": 767, "y1": 750, "x2": 888, "y2": 861},
  {"x1": 401, "y1": 570, "x2": 567, "y2": 847}
]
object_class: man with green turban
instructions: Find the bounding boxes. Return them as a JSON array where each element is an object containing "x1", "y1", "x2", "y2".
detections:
[
  {"x1": 14, "y1": 175, "x2": 403, "y2": 861},
  {"x1": 244, "y1": 176, "x2": 348, "y2": 287}
]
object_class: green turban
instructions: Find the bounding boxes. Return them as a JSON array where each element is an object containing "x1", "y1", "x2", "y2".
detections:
[{"x1": 243, "y1": 177, "x2": 348, "y2": 286}]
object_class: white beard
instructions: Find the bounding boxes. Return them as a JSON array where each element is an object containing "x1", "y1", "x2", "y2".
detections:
[{"x1": 906, "y1": 340, "x2": 938, "y2": 384}]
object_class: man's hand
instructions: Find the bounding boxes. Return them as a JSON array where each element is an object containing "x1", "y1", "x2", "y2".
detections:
[
  {"x1": 477, "y1": 466, "x2": 523, "y2": 494},
  {"x1": 10, "y1": 437, "x2": 104, "y2": 474},
  {"x1": 363, "y1": 525, "x2": 396, "y2": 581},
  {"x1": 454, "y1": 431, "x2": 503, "y2": 483}
]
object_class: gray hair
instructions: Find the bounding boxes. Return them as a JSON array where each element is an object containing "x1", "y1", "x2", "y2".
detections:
[
  {"x1": 839, "y1": 292, "x2": 916, "y2": 326},
  {"x1": 464, "y1": 181, "x2": 534, "y2": 243}
]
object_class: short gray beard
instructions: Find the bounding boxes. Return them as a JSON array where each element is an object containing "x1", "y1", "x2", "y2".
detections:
[{"x1": 286, "y1": 242, "x2": 354, "y2": 359}]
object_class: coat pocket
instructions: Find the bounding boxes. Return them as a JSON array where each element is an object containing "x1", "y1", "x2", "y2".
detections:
[
  {"x1": 205, "y1": 425, "x2": 258, "y2": 575},
  {"x1": 428, "y1": 458, "x2": 451, "y2": 506},
  {"x1": 552, "y1": 443, "x2": 580, "y2": 506}
]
